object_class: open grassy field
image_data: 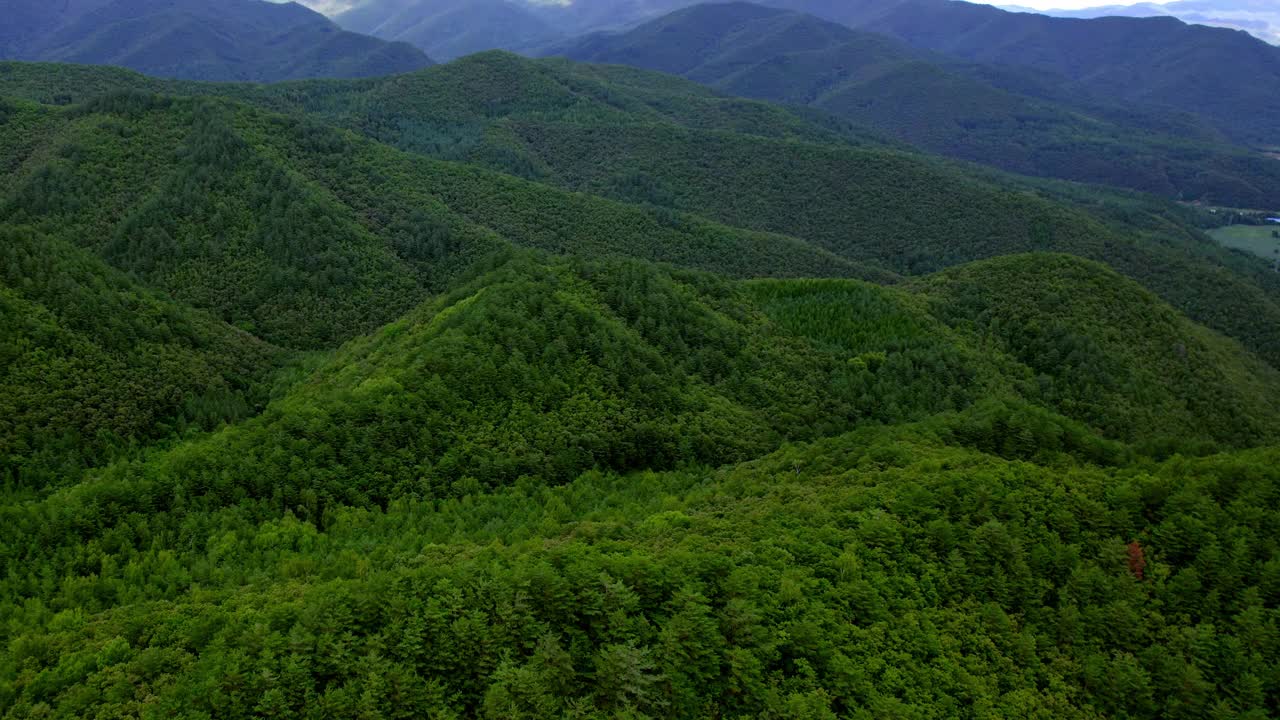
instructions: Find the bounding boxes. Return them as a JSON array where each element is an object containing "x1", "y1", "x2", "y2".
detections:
[{"x1": 1208, "y1": 223, "x2": 1280, "y2": 259}]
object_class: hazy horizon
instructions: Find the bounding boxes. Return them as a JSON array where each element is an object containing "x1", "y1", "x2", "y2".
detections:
[{"x1": 989, "y1": 0, "x2": 1154, "y2": 8}]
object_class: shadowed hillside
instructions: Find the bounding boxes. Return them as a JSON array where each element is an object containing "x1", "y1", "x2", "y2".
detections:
[
  {"x1": 770, "y1": 0, "x2": 1280, "y2": 145},
  {"x1": 0, "y1": 0, "x2": 433, "y2": 81},
  {"x1": 552, "y1": 2, "x2": 1280, "y2": 209},
  {"x1": 337, "y1": 0, "x2": 565, "y2": 60}
]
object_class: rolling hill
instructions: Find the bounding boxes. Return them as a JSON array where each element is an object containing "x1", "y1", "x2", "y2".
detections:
[
  {"x1": 551, "y1": 2, "x2": 1280, "y2": 209},
  {"x1": 6, "y1": 248, "x2": 1280, "y2": 540},
  {"x1": 3, "y1": 55, "x2": 1280, "y2": 372},
  {"x1": 0, "y1": 90, "x2": 876, "y2": 352},
  {"x1": 2, "y1": 41, "x2": 1280, "y2": 720},
  {"x1": 909, "y1": 253, "x2": 1280, "y2": 449},
  {"x1": 0, "y1": 0, "x2": 433, "y2": 82},
  {"x1": 2, "y1": 246, "x2": 1279, "y2": 717}
]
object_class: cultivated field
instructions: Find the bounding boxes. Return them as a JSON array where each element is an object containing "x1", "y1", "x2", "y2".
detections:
[{"x1": 1209, "y1": 224, "x2": 1280, "y2": 259}]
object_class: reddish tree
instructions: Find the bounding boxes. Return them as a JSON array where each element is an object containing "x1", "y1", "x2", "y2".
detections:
[{"x1": 1127, "y1": 541, "x2": 1146, "y2": 580}]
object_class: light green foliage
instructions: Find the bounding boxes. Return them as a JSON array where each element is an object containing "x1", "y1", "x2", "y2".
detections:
[
  {"x1": 1209, "y1": 224, "x2": 1280, "y2": 260},
  {"x1": 2, "y1": 406, "x2": 1277, "y2": 718},
  {"x1": 744, "y1": 277, "x2": 1004, "y2": 420}
]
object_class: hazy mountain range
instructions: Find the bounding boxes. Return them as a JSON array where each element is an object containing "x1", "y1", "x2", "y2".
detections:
[
  {"x1": 1004, "y1": 0, "x2": 1280, "y2": 44},
  {"x1": 551, "y1": 2, "x2": 1280, "y2": 206},
  {"x1": 286, "y1": 0, "x2": 1280, "y2": 150},
  {"x1": 750, "y1": 0, "x2": 1280, "y2": 147},
  {"x1": 0, "y1": 0, "x2": 433, "y2": 81},
  {"x1": 335, "y1": 0, "x2": 567, "y2": 59},
  {"x1": 331, "y1": 0, "x2": 709, "y2": 59},
  {"x1": 292, "y1": 0, "x2": 1280, "y2": 48}
]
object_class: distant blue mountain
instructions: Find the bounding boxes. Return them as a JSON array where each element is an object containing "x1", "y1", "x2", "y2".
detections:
[
  {"x1": 0, "y1": 0, "x2": 433, "y2": 81},
  {"x1": 1003, "y1": 1, "x2": 1280, "y2": 45}
]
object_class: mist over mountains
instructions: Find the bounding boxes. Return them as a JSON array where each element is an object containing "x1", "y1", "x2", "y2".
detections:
[
  {"x1": 304, "y1": 0, "x2": 1280, "y2": 48},
  {"x1": 1005, "y1": 0, "x2": 1280, "y2": 45}
]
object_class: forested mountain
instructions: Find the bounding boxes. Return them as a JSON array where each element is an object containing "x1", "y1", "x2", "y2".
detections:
[
  {"x1": 336, "y1": 0, "x2": 565, "y2": 61},
  {"x1": 551, "y1": 2, "x2": 1280, "y2": 208},
  {"x1": 336, "y1": 0, "x2": 1280, "y2": 147},
  {"x1": 765, "y1": 0, "x2": 1280, "y2": 146},
  {"x1": 6, "y1": 55, "x2": 1279, "y2": 372},
  {"x1": 1008, "y1": 0, "x2": 1280, "y2": 46},
  {"x1": 3, "y1": 245, "x2": 1280, "y2": 716},
  {"x1": 3, "y1": 31, "x2": 1280, "y2": 718},
  {"x1": 1, "y1": 90, "x2": 878, "y2": 351},
  {"x1": 0, "y1": 224, "x2": 285, "y2": 488},
  {"x1": 0, "y1": 0, "x2": 433, "y2": 81}
]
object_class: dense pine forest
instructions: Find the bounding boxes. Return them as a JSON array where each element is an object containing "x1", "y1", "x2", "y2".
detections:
[{"x1": 3, "y1": 6, "x2": 1280, "y2": 718}]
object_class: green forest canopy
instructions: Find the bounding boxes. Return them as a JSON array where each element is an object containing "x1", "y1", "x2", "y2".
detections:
[
  {"x1": 1, "y1": 54, "x2": 1279, "y2": 719},
  {"x1": 2, "y1": 59, "x2": 1279, "y2": 371}
]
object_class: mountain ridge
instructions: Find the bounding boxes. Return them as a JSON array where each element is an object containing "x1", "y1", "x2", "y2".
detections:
[
  {"x1": 550, "y1": 2, "x2": 1280, "y2": 208},
  {"x1": 768, "y1": 0, "x2": 1280, "y2": 145},
  {"x1": 0, "y1": 0, "x2": 434, "y2": 81},
  {"x1": 5, "y1": 54, "x2": 1280, "y2": 372},
  {"x1": 337, "y1": 0, "x2": 566, "y2": 60},
  {"x1": 1004, "y1": 0, "x2": 1280, "y2": 45},
  {"x1": 324, "y1": 0, "x2": 1280, "y2": 147}
]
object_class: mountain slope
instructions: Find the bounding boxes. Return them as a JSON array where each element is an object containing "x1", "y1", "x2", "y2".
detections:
[
  {"x1": 1, "y1": 94, "x2": 445, "y2": 349},
  {"x1": 337, "y1": 0, "x2": 564, "y2": 60},
  {"x1": 1014, "y1": 0, "x2": 1280, "y2": 47},
  {"x1": 910, "y1": 253, "x2": 1280, "y2": 449},
  {"x1": 771, "y1": 0, "x2": 1280, "y2": 146},
  {"x1": 0, "y1": 224, "x2": 283, "y2": 489},
  {"x1": 0, "y1": 0, "x2": 433, "y2": 82},
  {"x1": 4, "y1": 56, "x2": 1280, "y2": 372},
  {"x1": 4, "y1": 48, "x2": 1280, "y2": 719},
  {"x1": 552, "y1": 2, "x2": 1280, "y2": 209},
  {"x1": 0, "y1": 0, "x2": 112, "y2": 57},
  {"x1": 2, "y1": 250, "x2": 1279, "y2": 717},
  {"x1": 0, "y1": 85, "x2": 883, "y2": 349}
]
